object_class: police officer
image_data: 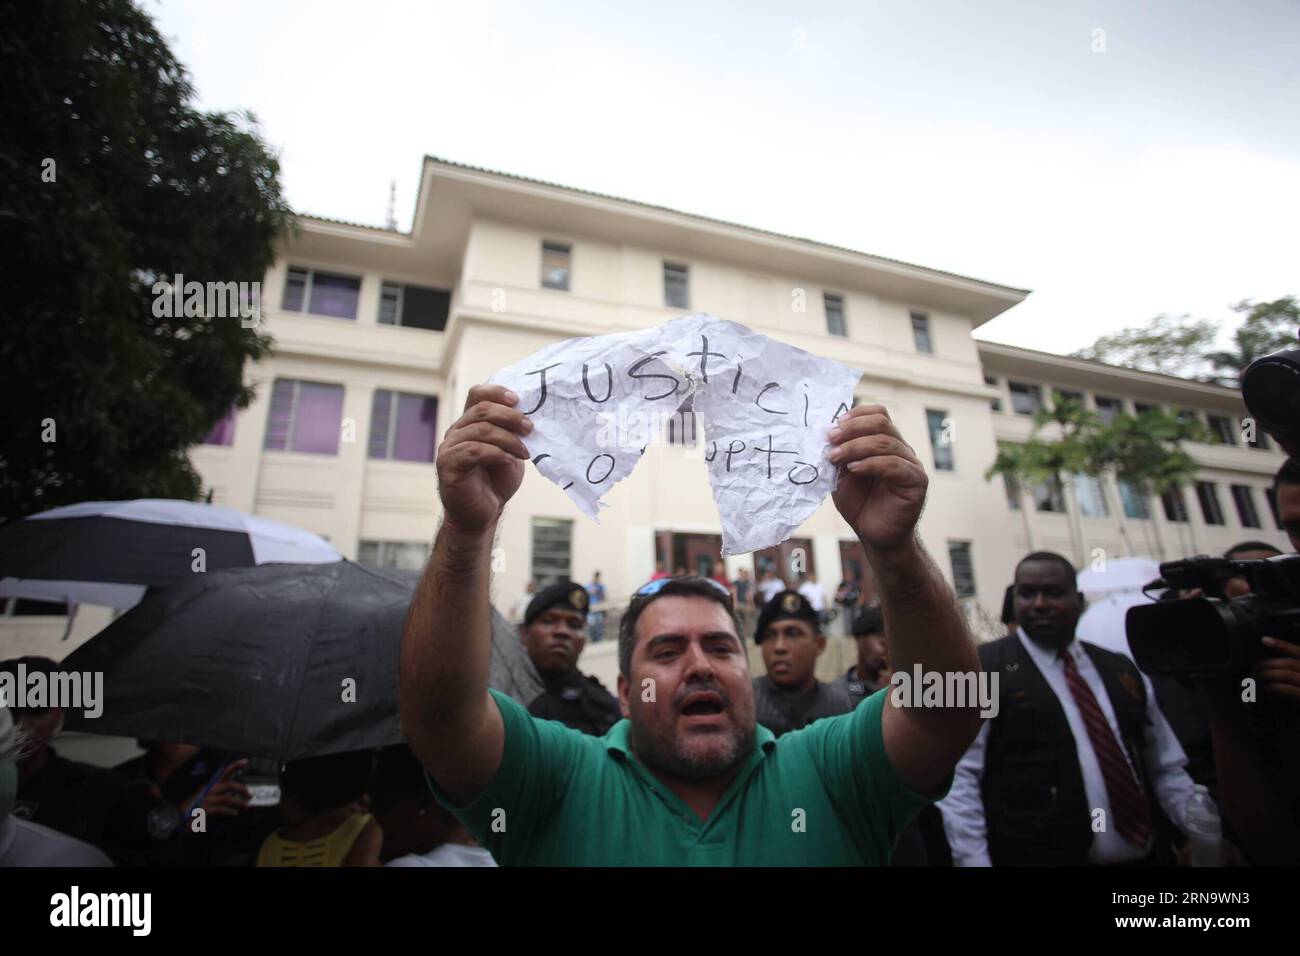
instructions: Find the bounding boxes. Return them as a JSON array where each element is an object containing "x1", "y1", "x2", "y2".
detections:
[
  {"x1": 835, "y1": 606, "x2": 889, "y2": 704},
  {"x1": 752, "y1": 590, "x2": 855, "y2": 736},
  {"x1": 522, "y1": 581, "x2": 622, "y2": 736}
]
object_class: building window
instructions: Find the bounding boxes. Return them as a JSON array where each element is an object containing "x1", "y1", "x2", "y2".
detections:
[
  {"x1": 1003, "y1": 474, "x2": 1021, "y2": 510},
  {"x1": 1134, "y1": 402, "x2": 1158, "y2": 417},
  {"x1": 264, "y1": 379, "x2": 345, "y2": 455},
  {"x1": 531, "y1": 517, "x2": 573, "y2": 586},
  {"x1": 1095, "y1": 396, "x2": 1125, "y2": 426},
  {"x1": 910, "y1": 311, "x2": 933, "y2": 354},
  {"x1": 1266, "y1": 487, "x2": 1283, "y2": 529},
  {"x1": 664, "y1": 262, "x2": 690, "y2": 309},
  {"x1": 542, "y1": 241, "x2": 571, "y2": 291},
  {"x1": 1247, "y1": 428, "x2": 1271, "y2": 451},
  {"x1": 1053, "y1": 389, "x2": 1084, "y2": 410},
  {"x1": 281, "y1": 266, "x2": 361, "y2": 320},
  {"x1": 379, "y1": 281, "x2": 450, "y2": 331},
  {"x1": 369, "y1": 390, "x2": 438, "y2": 462},
  {"x1": 1162, "y1": 487, "x2": 1189, "y2": 523},
  {"x1": 1073, "y1": 473, "x2": 1109, "y2": 517},
  {"x1": 1195, "y1": 481, "x2": 1225, "y2": 525},
  {"x1": 666, "y1": 395, "x2": 698, "y2": 446},
  {"x1": 1009, "y1": 381, "x2": 1044, "y2": 416},
  {"x1": 1230, "y1": 485, "x2": 1261, "y2": 528},
  {"x1": 202, "y1": 407, "x2": 237, "y2": 446},
  {"x1": 357, "y1": 540, "x2": 430, "y2": 571},
  {"x1": 1177, "y1": 409, "x2": 1202, "y2": 430},
  {"x1": 1119, "y1": 479, "x2": 1151, "y2": 519},
  {"x1": 926, "y1": 409, "x2": 954, "y2": 471},
  {"x1": 947, "y1": 541, "x2": 976, "y2": 598},
  {"x1": 1033, "y1": 477, "x2": 1066, "y2": 513},
  {"x1": 824, "y1": 293, "x2": 847, "y2": 337},
  {"x1": 1207, "y1": 414, "x2": 1238, "y2": 446},
  {"x1": 984, "y1": 375, "x2": 1002, "y2": 412}
]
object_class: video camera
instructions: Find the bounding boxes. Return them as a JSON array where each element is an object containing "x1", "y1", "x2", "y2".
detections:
[{"x1": 1126, "y1": 553, "x2": 1300, "y2": 676}]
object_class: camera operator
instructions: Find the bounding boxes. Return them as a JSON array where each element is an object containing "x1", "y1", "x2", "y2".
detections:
[{"x1": 1180, "y1": 458, "x2": 1300, "y2": 864}]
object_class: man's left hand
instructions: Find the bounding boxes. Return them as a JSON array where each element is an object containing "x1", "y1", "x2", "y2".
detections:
[{"x1": 828, "y1": 405, "x2": 927, "y2": 553}]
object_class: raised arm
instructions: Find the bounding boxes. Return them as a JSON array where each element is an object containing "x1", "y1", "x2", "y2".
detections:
[
  {"x1": 828, "y1": 405, "x2": 983, "y2": 793},
  {"x1": 398, "y1": 385, "x2": 532, "y2": 805}
]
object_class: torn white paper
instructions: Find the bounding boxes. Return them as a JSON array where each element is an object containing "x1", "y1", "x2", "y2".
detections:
[{"x1": 489, "y1": 314, "x2": 863, "y2": 555}]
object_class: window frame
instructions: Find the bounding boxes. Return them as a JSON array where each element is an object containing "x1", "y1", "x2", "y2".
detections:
[
  {"x1": 1008, "y1": 381, "x2": 1044, "y2": 417},
  {"x1": 663, "y1": 261, "x2": 691, "y2": 309},
  {"x1": 925, "y1": 409, "x2": 955, "y2": 472},
  {"x1": 824, "y1": 292, "x2": 847, "y2": 337},
  {"x1": 281, "y1": 265, "x2": 362, "y2": 320},
  {"x1": 541, "y1": 240, "x2": 572, "y2": 292},
  {"x1": 947, "y1": 540, "x2": 976, "y2": 599},
  {"x1": 1230, "y1": 484, "x2": 1261, "y2": 529},
  {"x1": 264, "y1": 378, "x2": 345, "y2": 456},
  {"x1": 1195, "y1": 481, "x2": 1225, "y2": 526},
  {"x1": 910, "y1": 310, "x2": 933, "y2": 354}
]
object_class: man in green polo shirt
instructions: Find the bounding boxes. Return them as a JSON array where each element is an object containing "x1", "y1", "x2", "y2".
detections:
[{"x1": 399, "y1": 384, "x2": 984, "y2": 866}]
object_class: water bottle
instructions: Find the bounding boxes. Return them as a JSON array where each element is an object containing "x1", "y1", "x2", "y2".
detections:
[{"x1": 1184, "y1": 784, "x2": 1222, "y2": 867}]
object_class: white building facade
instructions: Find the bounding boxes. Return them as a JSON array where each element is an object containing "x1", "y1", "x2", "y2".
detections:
[{"x1": 2, "y1": 157, "x2": 1290, "y2": 665}]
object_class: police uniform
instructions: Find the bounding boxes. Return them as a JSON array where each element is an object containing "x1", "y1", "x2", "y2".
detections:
[
  {"x1": 523, "y1": 582, "x2": 622, "y2": 737},
  {"x1": 751, "y1": 590, "x2": 856, "y2": 737}
]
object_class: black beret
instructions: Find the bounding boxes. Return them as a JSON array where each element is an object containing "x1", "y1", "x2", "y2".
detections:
[
  {"x1": 754, "y1": 589, "x2": 820, "y2": 642},
  {"x1": 524, "y1": 581, "x2": 590, "y2": 627},
  {"x1": 852, "y1": 606, "x2": 885, "y2": 637}
]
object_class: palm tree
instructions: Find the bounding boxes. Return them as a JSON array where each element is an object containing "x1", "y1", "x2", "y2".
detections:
[
  {"x1": 1085, "y1": 407, "x2": 1205, "y2": 560},
  {"x1": 984, "y1": 396, "x2": 1204, "y2": 566}
]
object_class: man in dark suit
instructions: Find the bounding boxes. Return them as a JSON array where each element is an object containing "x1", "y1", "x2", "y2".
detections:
[{"x1": 938, "y1": 552, "x2": 1210, "y2": 866}]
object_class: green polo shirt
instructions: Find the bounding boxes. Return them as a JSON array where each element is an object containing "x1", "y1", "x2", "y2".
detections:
[{"x1": 428, "y1": 688, "x2": 945, "y2": 866}]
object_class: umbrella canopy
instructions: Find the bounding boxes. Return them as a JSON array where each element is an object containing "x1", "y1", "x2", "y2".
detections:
[
  {"x1": 61, "y1": 561, "x2": 541, "y2": 760},
  {"x1": 0, "y1": 499, "x2": 341, "y2": 610},
  {"x1": 1076, "y1": 556, "x2": 1161, "y2": 658}
]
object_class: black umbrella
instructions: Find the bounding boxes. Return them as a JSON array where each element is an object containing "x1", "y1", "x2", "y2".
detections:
[
  {"x1": 61, "y1": 561, "x2": 541, "y2": 760},
  {"x1": 0, "y1": 498, "x2": 341, "y2": 611}
]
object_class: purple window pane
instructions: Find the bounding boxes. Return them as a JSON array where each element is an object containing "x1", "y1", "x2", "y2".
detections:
[
  {"x1": 307, "y1": 272, "x2": 360, "y2": 320},
  {"x1": 203, "y1": 406, "x2": 237, "y2": 446},
  {"x1": 282, "y1": 269, "x2": 307, "y2": 312},
  {"x1": 263, "y1": 380, "x2": 295, "y2": 450},
  {"x1": 393, "y1": 393, "x2": 437, "y2": 462},
  {"x1": 291, "y1": 382, "x2": 344, "y2": 454},
  {"x1": 369, "y1": 390, "x2": 393, "y2": 459}
]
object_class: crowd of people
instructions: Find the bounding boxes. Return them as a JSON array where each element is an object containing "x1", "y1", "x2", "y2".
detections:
[{"x1": 2, "y1": 387, "x2": 1298, "y2": 866}]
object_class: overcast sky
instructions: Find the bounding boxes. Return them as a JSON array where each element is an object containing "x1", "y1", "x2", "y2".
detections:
[{"x1": 151, "y1": 0, "x2": 1300, "y2": 355}]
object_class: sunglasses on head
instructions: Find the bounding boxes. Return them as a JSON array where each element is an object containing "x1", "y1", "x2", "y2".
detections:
[{"x1": 634, "y1": 576, "x2": 733, "y2": 603}]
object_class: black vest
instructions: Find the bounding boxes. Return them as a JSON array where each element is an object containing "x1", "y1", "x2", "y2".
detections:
[{"x1": 979, "y1": 635, "x2": 1157, "y2": 866}]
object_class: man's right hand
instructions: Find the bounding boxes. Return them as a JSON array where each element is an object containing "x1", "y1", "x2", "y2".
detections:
[{"x1": 437, "y1": 385, "x2": 533, "y2": 534}]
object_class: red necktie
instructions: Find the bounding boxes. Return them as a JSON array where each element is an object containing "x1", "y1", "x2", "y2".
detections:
[{"x1": 1060, "y1": 650, "x2": 1152, "y2": 848}]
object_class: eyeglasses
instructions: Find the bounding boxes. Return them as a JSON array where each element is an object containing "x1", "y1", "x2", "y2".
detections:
[{"x1": 634, "y1": 575, "x2": 733, "y2": 603}]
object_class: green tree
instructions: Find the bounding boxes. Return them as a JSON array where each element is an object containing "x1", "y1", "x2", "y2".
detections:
[
  {"x1": 1204, "y1": 297, "x2": 1299, "y2": 386},
  {"x1": 0, "y1": 0, "x2": 293, "y2": 521},
  {"x1": 1072, "y1": 297, "x2": 1297, "y2": 387},
  {"x1": 1071, "y1": 314, "x2": 1219, "y2": 379},
  {"x1": 985, "y1": 392, "x2": 1095, "y2": 561},
  {"x1": 985, "y1": 395, "x2": 1205, "y2": 562}
]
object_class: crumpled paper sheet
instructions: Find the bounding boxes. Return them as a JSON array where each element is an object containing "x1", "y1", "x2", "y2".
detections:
[{"x1": 489, "y1": 314, "x2": 862, "y2": 555}]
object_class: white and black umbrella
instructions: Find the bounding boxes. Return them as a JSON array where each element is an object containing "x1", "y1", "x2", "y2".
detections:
[
  {"x1": 61, "y1": 561, "x2": 542, "y2": 761},
  {"x1": 0, "y1": 498, "x2": 341, "y2": 611}
]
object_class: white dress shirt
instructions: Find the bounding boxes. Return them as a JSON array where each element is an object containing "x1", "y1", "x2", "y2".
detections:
[{"x1": 938, "y1": 629, "x2": 1206, "y2": 866}]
